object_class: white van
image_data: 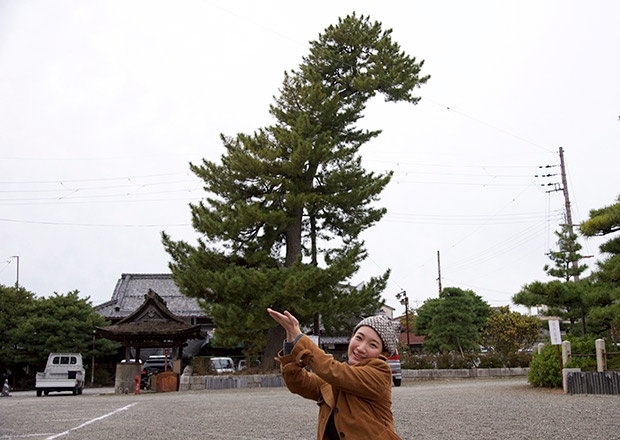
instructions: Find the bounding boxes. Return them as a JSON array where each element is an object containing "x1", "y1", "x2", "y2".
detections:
[{"x1": 210, "y1": 357, "x2": 235, "y2": 374}]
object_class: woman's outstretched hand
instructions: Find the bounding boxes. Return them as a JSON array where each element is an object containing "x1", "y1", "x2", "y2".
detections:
[{"x1": 267, "y1": 308, "x2": 302, "y2": 343}]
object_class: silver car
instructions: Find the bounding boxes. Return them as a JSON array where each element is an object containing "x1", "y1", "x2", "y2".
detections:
[{"x1": 386, "y1": 354, "x2": 402, "y2": 386}]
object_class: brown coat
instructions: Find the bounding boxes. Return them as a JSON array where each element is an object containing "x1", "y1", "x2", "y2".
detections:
[{"x1": 277, "y1": 335, "x2": 402, "y2": 440}]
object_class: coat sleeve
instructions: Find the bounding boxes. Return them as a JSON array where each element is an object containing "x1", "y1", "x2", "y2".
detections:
[
  {"x1": 277, "y1": 346, "x2": 324, "y2": 402},
  {"x1": 283, "y1": 335, "x2": 391, "y2": 401}
]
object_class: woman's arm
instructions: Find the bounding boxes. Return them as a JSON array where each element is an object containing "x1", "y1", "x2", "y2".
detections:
[
  {"x1": 268, "y1": 309, "x2": 390, "y2": 401},
  {"x1": 290, "y1": 335, "x2": 391, "y2": 401}
]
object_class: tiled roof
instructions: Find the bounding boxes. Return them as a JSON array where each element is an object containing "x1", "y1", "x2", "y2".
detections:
[{"x1": 95, "y1": 273, "x2": 206, "y2": 319}]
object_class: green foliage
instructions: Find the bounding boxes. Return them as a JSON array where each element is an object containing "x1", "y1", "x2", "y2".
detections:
[
  {"x1": 0, "y1": 285, "x2": 36, "y2": 366},
  {"x1": 528, "y1": 344, "x2": 562, "y2": 388},
  {"x1": 400, "y1": 351, "x2": 531, "y2": 370},
  {"x1": 416, "y1": 287, "x2": 490, "y2": 353},
  {"x1": 475, "y1": 351, "x2": 506, "y2": 368},
  {"x1": 580, "y1": 195, "x2": 620, "y2": 342},
  {"x1": 0, "y1": 286, "x2": 118, "y2": 368},
  {"x1": 481, "y1": 306, "x2": 540, "y2": 358},
  {"x1": 398, "y1": 310, "x2": 416, "y2": 335},
  {"x1": 513, "y1": 279, "x2": 589, "y2": 335},
  {"x1": 544, "y1": 224, "x2": 588, "y2": 281},
  {"x1": 580, "y1": 195, "x2": 620, "y2": 237},
  {"x1": 563, "y1": 336, "x2": 620, "y2": 371},
  {"x1": 163, "y1": 13, "x2": 428, "y2": 362},
  {"x1": 93, "y1": 367, "x2": 113, "y2": 386},
  {"x1": 400, "y1": 352, "x2": 435, "y2": 369}
]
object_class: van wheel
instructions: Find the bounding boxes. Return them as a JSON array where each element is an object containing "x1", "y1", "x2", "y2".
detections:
[
  {"x1": 36, "y1": 389, "x2": 42, "y2": 397},
  {"x1": 393, "y1": 379, "x2": 401, "y2": 387}
]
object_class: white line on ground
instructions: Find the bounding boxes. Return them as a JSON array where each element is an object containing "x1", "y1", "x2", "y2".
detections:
[{"x1": 44, "y1": 403, "x2": 137, "y2": 439}]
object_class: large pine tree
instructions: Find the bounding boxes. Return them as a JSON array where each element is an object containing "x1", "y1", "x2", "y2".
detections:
[{"x1": 162, "y1": 14, "x2": 429, "y2": 365}]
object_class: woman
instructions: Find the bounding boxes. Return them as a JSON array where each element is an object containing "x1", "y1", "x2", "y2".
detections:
[{"x1": 268, "y1": 308, "x2": 402, "y2": 440}]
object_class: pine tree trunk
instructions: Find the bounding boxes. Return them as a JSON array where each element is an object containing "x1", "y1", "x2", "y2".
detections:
[
  {"x1": 262, "y1": 206, "x2": 303, "y2": 370},
  {"x1": 284, "y1": 206, "x2": 303, "y2": 267},
  {"x1": 261, "y1": 325, "x2": 286, "y2": 371}
]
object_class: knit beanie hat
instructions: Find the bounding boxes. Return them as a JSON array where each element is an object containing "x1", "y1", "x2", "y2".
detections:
[{"x1": 353, "y1": 315, "x2": 398, "y2": 356}]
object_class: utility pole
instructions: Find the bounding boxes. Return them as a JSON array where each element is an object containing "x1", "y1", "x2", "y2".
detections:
[
  {"x1": 396, "y1": 291, "x2": 410, "y2": 348},
  {"x1": 437, "y1": 250, "x2": 442, "y2": 295},
  {"x1": 558, "y1": 147, "x2": 580, "y2": 282}
]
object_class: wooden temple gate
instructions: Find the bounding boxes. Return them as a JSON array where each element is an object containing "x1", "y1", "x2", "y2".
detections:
[{"x1": 96, "y1": 289, "x2": 202, "y2": 393}]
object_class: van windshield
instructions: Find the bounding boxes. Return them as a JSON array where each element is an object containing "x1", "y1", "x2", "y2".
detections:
[{"x1": 212, "y1": 359, "x2": 233, "y2": 369}]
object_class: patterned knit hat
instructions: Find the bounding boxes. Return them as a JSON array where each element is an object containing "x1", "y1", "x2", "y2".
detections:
[{"x1": 353, "y1": 315, "x2": 398, "y2": 356}]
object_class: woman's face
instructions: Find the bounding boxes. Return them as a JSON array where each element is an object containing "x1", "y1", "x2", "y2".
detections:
[{"x1": 347, "y1": 325, "x2": 384, "y2": 365}]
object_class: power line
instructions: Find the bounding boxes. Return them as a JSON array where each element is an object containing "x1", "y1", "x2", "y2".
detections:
[
  {"x1": 419, "y1": 96, "x2": 556, "y2": 154},
  {"x1": 0, "y1": 218, "x2": 191, "y2": 228},
  {"x1": 0, "y1": 172, "x2": 196, "y2": 185}
]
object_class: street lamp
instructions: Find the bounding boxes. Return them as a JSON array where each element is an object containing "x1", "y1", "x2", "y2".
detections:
[{"x1": 396, "y1": 290, "x2": 410, "y2": 348}]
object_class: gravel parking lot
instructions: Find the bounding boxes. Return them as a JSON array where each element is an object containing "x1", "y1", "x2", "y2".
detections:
[{"x1": 1, "y1": 378, "x2": 619, "y2": 440}]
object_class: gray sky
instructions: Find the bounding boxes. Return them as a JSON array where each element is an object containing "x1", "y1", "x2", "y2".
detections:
[{"x1": 1, "y1": 0, "x2": 618, "y2": 316}]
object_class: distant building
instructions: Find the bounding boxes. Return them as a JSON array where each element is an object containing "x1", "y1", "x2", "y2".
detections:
[
  {"x1": 95, "y1": 273, "x2": 214, "y2": 359},
  {"x1": 95, "y1": 273, "x2": 213, "y2": 331}
]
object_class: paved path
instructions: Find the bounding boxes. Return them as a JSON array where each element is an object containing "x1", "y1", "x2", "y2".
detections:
[{"x1": 1, "y1": 378, "x2": 619, "y2": 439}]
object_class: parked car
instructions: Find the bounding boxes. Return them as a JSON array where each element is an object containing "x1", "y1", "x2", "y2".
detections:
[
  {"x1": 35, "y1": 353, "x2": 85, "y2": 396},
  {"x1": 386, "y1": 353, "x2": 402, "y2": 387},
  {"x1": 210, "y1": 357, "x2": 235, "y2": 374},
  {"x1": 142, "y1": 355, "x2": 173, "y2": 373}
]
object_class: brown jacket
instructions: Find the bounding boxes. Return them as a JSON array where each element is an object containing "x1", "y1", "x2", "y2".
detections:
[{"x1": 277, "y1": 335, "x2": 402, "y2": 440}]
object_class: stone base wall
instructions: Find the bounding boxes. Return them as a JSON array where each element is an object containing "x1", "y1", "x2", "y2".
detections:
[
  {"x1": 402, "y1": 367, "x2": 529, "y2": 380},
  {"x1": 179, "y1": 374, "x2": 285, "y2": 391},
  {"x1": 179, "y1": 368, "x2": 529, "y2": 391}
]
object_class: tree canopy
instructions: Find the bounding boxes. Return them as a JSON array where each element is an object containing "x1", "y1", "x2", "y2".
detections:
[
  {"x1": 481, "y1": 306, "x2": 540, "y2": 356},
  {"x1": 415, "y1": 287, "x2": 489, "y2": 354},
  {"x1": 163, "y1": 13, "x2": 429, "y2": 363},
  {"x1": 580, "y1": 195, "x2": 620, "y2": 342},
  {"x1": 0, "y1": 286, "x2": 118, "y2": 368}
]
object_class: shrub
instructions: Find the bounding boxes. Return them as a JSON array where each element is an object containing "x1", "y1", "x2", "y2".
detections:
[
  {"x1": 504, "y1": 351, "x2": 532, "y2": 368},
  {"x1": 93, "y1": 368, "x2": 112, "y2": 386},
  {"x1": 476, "y1": 352, "x2": 504, "y2": 368},
  {"x1": 400, "y1": 353, "x2": 435, "y2": 370},
  {"x1": 528, "y1": 344, "x2": 562, "y2": 388}
]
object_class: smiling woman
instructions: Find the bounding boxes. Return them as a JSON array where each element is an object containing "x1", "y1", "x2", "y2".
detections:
[{"x1": 267, "y1": 308, "x2": 401, "y2": 440}]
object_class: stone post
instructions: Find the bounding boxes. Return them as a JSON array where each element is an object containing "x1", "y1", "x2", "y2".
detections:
[
  {"x1": 115, "y1": 363, "x2": 142, "y2": 394},
  {"x1": 562, "y1": 340, "x2": 571, "y2": 366},
  {"x1": 537, "y1": 343, "x2": 544, "y2": 354},
  {"x1": 595, "y1": 339, "x2": 607, "y2": 372}
]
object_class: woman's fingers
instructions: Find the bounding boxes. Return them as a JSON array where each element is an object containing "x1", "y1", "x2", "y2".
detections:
[
  {"x1": 268, "y1": 308, "x2": 298, "y2": 329},
  {"x1": 268, "y1": 308, "x2": 291, "y2": 326}
]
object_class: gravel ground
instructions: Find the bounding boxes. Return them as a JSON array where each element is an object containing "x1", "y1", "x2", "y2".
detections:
[{"x1": 1, "y1": 378, "x2": 619, "y2": 439}]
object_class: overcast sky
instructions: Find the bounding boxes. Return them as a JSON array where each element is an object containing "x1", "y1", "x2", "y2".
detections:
[{"x1": 1, "y1": 0, "x2": 618, "y2": 316}]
